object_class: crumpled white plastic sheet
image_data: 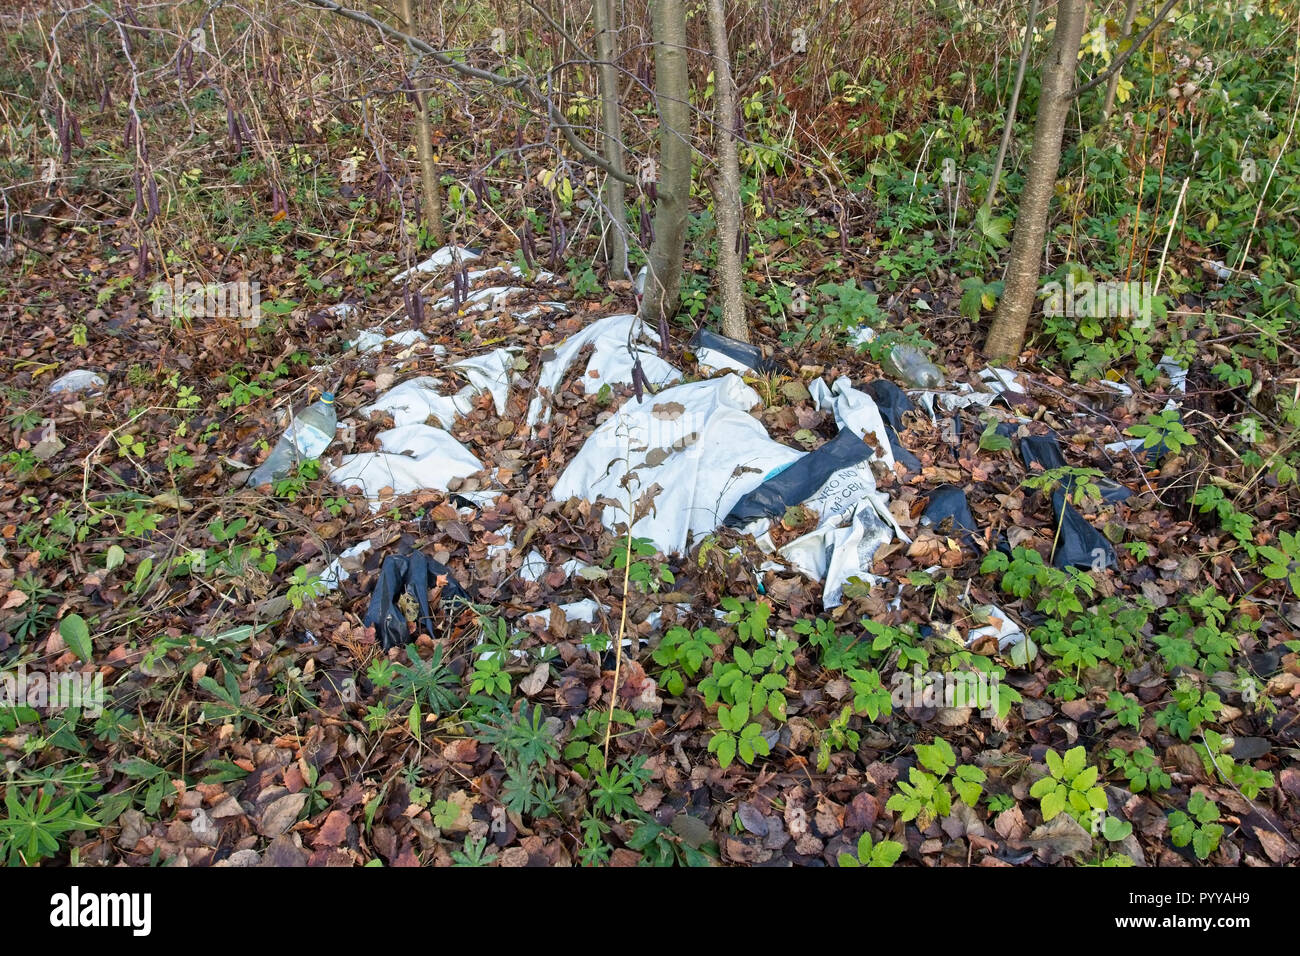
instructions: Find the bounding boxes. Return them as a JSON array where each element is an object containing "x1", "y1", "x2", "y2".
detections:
[
  {"x1": 520, "y1": 550, "x2": 548, "y2": 582},
  {"x1": 451, "y1": 348, "x2": 516, "y2": 416},
  {"x1": 808, "y1": 377, "x2": 895, "y2": 469},
  {"x1": 912, "y1": 366, "x2": 1028, "y2": 418},
  {"x1": 321, "y1": 539, "x2": 374, "y2": 590},
  {"x1": 365, "y1": 376, "x2": 473, "y2": 429},
  {"x1": 552, "y1": 374, "x2": 799, "y2": 553},
  {"x1": 353, "y1": 328, "x2": 435, "y2": 356},
  {"x1": 744, "y1": 444, "x2": 906, "y2": 608},
  {"x1": 392, "y1": 245, "x2": 480, "y2": 284},
  {"x1": 514, "y1": 302, "x2": 571, "y2": 323},
  {"x1": 330, "y1": 423, "x2": 484, "y2": 506},
  {"x1": 522, "y1": 598, "x2": 605, "y2": 629},
  {"x1": 362, "y1": 347, "x2": 516, "y2": 428},
  {"x1": 527, "y1": 313, "x2": 681, "y2": 427},
  {"x1": 967, "y1": 603, "x2": 1027, "y2": 651},
  {"x1": 49, "y1": 370, "x2": 106, "y2": 394},
  {"x1": 553, "y1": 372, "x2": 906, "y2": 606},
  {"x1": 779, "y1": 500, "x2": 899, "y2": 608},
  {"x1": 433, "y1": 285, "x2": 527, "y2": 314}
]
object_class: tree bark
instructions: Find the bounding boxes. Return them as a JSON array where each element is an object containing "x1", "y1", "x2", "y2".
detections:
[
  {"x1": 399, "y1": 0, "x2": 446, "y2": 245},
  {"x1": 985, "y1": 0, "x2": 1088, "y2": 362},
  {"x1": 705, "y1": 0, "x2": 747, "y2": 341},
  {"x1": 593, "y1": 0, "x2": 628, "y2": 279},
  {"x1": 982, "y1": 0, "x2": 1039, "y2": 216},
  {"x1": 638, "y1": 0, "x2": 690, "y2": 331}
]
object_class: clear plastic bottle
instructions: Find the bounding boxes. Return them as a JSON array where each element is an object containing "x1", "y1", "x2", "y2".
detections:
[
  {"x1": 246, "y1": 393, "x2": 337, "y2": 488},
  {"x1": 885, "y1": 344, "x2": 945, "y2": 388}
]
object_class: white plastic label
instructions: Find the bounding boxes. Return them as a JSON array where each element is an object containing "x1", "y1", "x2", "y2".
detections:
[{"x1": 289, "y1": 421, "x2": 332, "y2": 459}]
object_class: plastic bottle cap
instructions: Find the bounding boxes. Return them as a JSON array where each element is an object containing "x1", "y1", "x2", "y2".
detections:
[{"x1": 321, "y1": 392, "x2": 335, "y2": 404}]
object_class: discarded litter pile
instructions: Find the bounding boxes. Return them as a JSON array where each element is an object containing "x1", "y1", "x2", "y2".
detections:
[
  {"x1": 315, "y1": 255, "x2": 1183, "y2": 659},
  {"x1": 549, "y1": 331, "x2": 913, "y2": 608}
]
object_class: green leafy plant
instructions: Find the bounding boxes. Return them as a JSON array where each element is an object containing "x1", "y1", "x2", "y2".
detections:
[
  {"x1": 608, "y1": 537, "x2": 674, "y2": 592},
  {"x1": 1194, "y1": 730, "x2": 1275, "y2": 801},
  {"x1": 0, "y1": 786, "x2": 98, "y2": 866},
  {"x1": 699, "y1": 637, "x2": 793, "y2": 721},
  {"x1": 720, "y1": 596, "x2": 771, "y2": 643},
  {"x1": 285, "y1": 565, "x2": 327, "y2": 610},
  {"x1": 451, "y1": 835, "x2": 498, "y2": 866},
  {"x1": 886, "y1": 738, "x2": 984, "y2": 829},
  {"x1": 1168, "y1": 792, "x2": 1223, "y2": 861},
  {"x1": 590, "y1": 756, "x2": 652, "y2": 818},
  {"x1": 1155, "y1": 680, "x2": 1221, "y2": 741},
  {"x1": 1029, "y1": 746, "x2": 1108, "y2": 825},
  {"x1": 837, "y1": 831, "x2": 905, "y2": 867},
  {"x1": 1106, "y1": 746, "x2": 1171, "y2": 793},
  {"x1": 1125, "y1": 408, "x2": 1196, "y2": 456},
  {"x1": 1257, "y1": 530, "x2": 1300, "y2": 598},
  {"x1": 981, "y1": 547, "x2": 1096, "y2": 618},
  {"x1": 708, "y1": 701, "x2": 771, "y2": 768},
  {"x1": 652, "y1": 625, "x2": 722, "y2": 697},
  {"x1": 816, "y1": 705, "x2": 860, "y2": 772},
  {"x1": 1106, "y1": 691, "x2": 1142, "y2": 731}
]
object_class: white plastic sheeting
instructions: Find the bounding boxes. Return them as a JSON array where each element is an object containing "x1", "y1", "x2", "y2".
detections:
[
  {"x1": 392, "y1": 245, "x2": 480, "y2": 284},
  {"x1": 433, "y1": 285, "x2": 526, "y2": 314},
  {"x1": 522, "y1": 598, "x2": 605, "y2": 629},
  {"x1": 808, "y1": 377, "x2": 895, "y2": 469},
  {"x1": 967, "y1": 603, "x2": 1027, "y2": 651},
  {"x1": 520, "y1": 550, "x2": 549, "y2": 582},
  {"x1": 364, "y1": 376, "x2": 473, "y2": 429},
  {"x1": 330, "y1": 423, "x2": 483, "y2": 505},
  {"x1": 742, "y1": 442, "x2": 906, "y2": 607},
  {"x1": 911, "y1": 366, "x2": 1029, "y2": 418},
  {"x1": 451, "y1": 348, "x2": 516, "y2": 415},
  {"x1": 778, "y1": 499, "x2": 900, "y2": 608},
  {"x1": 49, "y1": 370, "x2": 106, "y2": 394},
  {"x1": 362, "y1": 347, "x2": 516, "y2": 428},
  {"x1": 354, "y1": 328, "x2": 431, "y2": 354},
  {"x1": 321, "y1": 539, "x2": 374, "y2": 591},
  {"x1": 527, "y1": 313, "x2": 680, "y2": 426},
  {"x1": 552, "y1": 375, "x2": 800, "y2": 553}
]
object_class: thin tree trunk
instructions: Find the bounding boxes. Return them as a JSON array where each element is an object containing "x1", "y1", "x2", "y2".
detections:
[
  {"x1": 705, "y1": 0, "x2": 747, "y2": 341},
  {"x1": 593, "y1": 0, "x2": 628, "y2": 279},
  {"x1": 985, "y1": 0, "x2": 1088, "y2": 362},
  {"x1": 399, "y1": 0, "x2": 446, "y2": 246},
  {"x1": 1100, "y1": 0, "x2": 1139, "y2": 121},
  {"x1": 638, "y1": 0, "x2": 690, "y2": 330},
  {"x1": 982, "y1": 0, "x2": 1039, "y2": 216}
]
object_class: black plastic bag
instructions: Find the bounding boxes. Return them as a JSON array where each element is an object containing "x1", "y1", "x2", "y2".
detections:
[
  {"x1": 1020, "y1": 431, "x2": 1130, "y2": 504},
  {"x1": 864, "y1": 380, "x2": 922, "y2": 472},
  {"x1": 1019, "y1": 434, "x2": 1068, "y2": 471},
  {"x1": 1049, "y1": 489, "x2": 1116, "y2": 571},
  {"x1": 866, "y1": 379, "x2": 911, "y2": 432},
  {"x1": 687, "y1": 329, "x2": 780, "y2": 374},
  {"x1": 921, "y1": 484, "x2": 978, "y2": 537},
  {"x1": 363, "y1": 552, "x2": 472, "y2": 650},
  {"x1": 725, "y1": 428, "x2": 873, "y2": 527}
]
